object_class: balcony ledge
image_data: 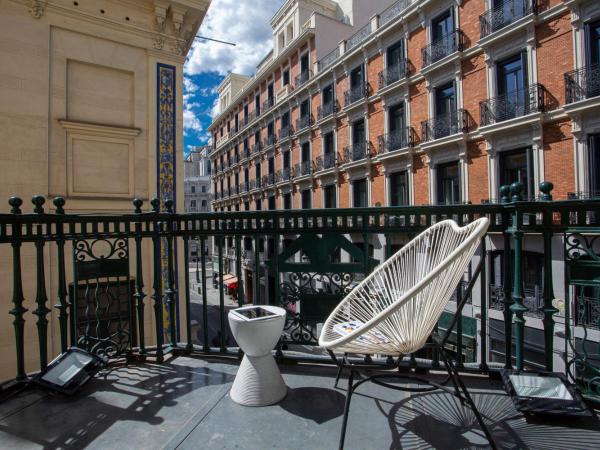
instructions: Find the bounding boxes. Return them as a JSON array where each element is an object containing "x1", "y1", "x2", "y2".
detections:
[
  {"x1": 420, "y1": 132, "x2": 467, "y2": 152},
  {"x1": 421, "y1": 51, "x2": 462, "y2": 78},
  {"x1": 314, "y1": 166, "x2": 338, "y2": 178},
  {"x1": 376, "y1": 146, "x2": 412, "y2": 163},
  {"x1": 477, "y1": 13, "x2": 535, "y2": 48},
  {"x1": 339, "y1": 157, "x2": 372, "y2": 172},
  {"x1": 563, "y1": 95, "x2": 600, "y2": 117},
  {"x1": 478, "y1": 112, "x2": 542, "y2": 137},
  {"x1": 377, "y1": 76, "x2": 410, "y2": 97},
  {"x1": 314, "y1": 112, "x2": 337, "y2": 128},
  {"x1": 341, "y1": 98, "x2": 368, "y2": 115}
]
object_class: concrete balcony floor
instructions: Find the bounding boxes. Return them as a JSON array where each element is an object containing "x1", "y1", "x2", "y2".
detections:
[{"x1": 1, "y1": 356, "x2": 599, "y2": 449}]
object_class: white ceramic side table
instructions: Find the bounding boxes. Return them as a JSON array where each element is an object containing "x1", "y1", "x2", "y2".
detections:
[{"x1": 228, "y1": 305, "x2": 287, "y2": 406}]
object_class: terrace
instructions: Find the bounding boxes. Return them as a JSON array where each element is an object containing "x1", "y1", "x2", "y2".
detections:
[{"x1": 0, "y1": 186, "x2": 599, "y2": 449}]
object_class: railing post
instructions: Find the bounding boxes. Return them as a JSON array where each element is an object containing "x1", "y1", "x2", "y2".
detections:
[
  {"x1": 164, "y1": 199, "x2": 178, "y2": 348},
  {"x1": 150, "y1": 197, "x2": 164, "y2": 362},
  {"x1": 235, "y1": 234, "x2": 244, "y2": 307},
  {"x1": 509, "y1": 182, "x2": 528, "y2": 371},
  {"x1": 183, "y1": 231, "x2": 193, "y2": 353},
  {"x1": 540, "y1": 181, "x2": 558, "y2": 371},
  {"x1": 200, "y1": 236, "x2": 209, "y2": 352},
  {"x1": 53, "y1": 197, "x2": 69, "y2": 354},
  {"x1": 8, "y1": 197, "x2": 27, "y2": 380},
  {"x1": 32, "y1": 196, "x2": 50, "y2": 372},
  {"x1": 500, "y1": 185, "x2": 514, "y2": 369},
  {"x1": 480, "y1": 239, "x2": 489, "y2": 371},
  {"x1": 217, "y1": 235, "x2": 227, "y2": 351},
  {"x1": 133, "y1": 199, "x2": 146, "y2": 355}
]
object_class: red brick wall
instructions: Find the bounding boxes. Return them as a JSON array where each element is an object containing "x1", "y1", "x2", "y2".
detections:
[
  {"x1": 459, "y1": 0, "x2": 485, "y2": 47},
  {"x1": 407, "y1": 27, "x2": 425, "y2": 72},
  {"x1": 467, "y1": 140, "x2": 489, "y2": 203},
  {"x1": 413, "y1": 154, "x2": 429, "y2": 205},
  {"x1": 410, "y1": 81, "x2": 428, "y2": 140},
  {"x1": 543, "y1": 120, "x2": 574, "y2": 200},
  {"x1": 368, "y1": 99, "x2": 384, "y2": 148},
  {"x1": 462, "y1": 54, "x2": 487, "y2": 128},
  {"x1": 367, "y1": 53, "x2": 383, "y2": 95},
  {"x1": 371, "y1": 164, "x2": 385, "y2": 205}
]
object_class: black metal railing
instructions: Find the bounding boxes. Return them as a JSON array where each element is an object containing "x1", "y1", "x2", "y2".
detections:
[
  {"x1": 265, "y1": 134, "x2": 277, "y2": 147},
  {"x1": 378, "y1": 59, "x2": 410, "y2": 90},
  {"x1": 317, "y1": 47, "x2": 340, "y2": 72},
  {"x1": 241, "y1": 181, "x2": 249, "y2": 192},
  {"x1": 422, "y1": 30, "x2": 464, "y2": 67},
  {"x1": 300, "y1": 160, "x2": 312, "y2": 176},
  {"x1": 279, "y1": 125, "x2": 292, "y2": 140},
  {"x1": 421, "y1": 109, "x2": 469, "y2": 142},
  {"x1": 261, "y1": 173, "x2": 275, "y2": 187},
  {"x1": 275, "y1": 167, "x2": 292, "y2": 183},
  {"x1": 317, "y1": 102, "x2": 336, "y2": 120},
  {"x1": 378, "y1": 0, "x2": 410, "y2": 27},
  {"x1": 565, "y1": 64, "x2": 600, "y2": 104},
  {"x1": 296, "y1": 115, "x2": 312, "y2": 131},
  {"x1": 315, "y1": 153, "x2": 337, "y2": 171},
  {"x1": 0, "y1": 183, "x2": 599, "y2": 391},
  {"x1": 480, "y1": 0, "x2": 537, "y2": 39},
  {"x1": 262, "y1": 97, "x2": 274, "y2": 112},
  {"x1": 346, "y1": 22, "x2": 372, "y2": 52},
  {"x1": 342, "y1": 141, "x2": 371, "y2": 163},
  {"x1": 490, "y1": 284, "x2": 544, "y2": 319},
  {"x1": 480, "y1": 84, "x2": 545, "y2": 126},
  {"x1": 568, "y1": 191, "x2": 600, "y2": 200},
  {"x1": 249, "y1": 178, "x2": 261, "y2": 190},
  {"x1": 243, "y1": 147, "x2": 250, "y2": 159},
  {"x1": 344, "y1": 83, "x2": 367, "y2": 107},
  {"x1": 377, "y1": 128, "x2": 414, "y2": 154},
  {"x1": 294, "y1": 70, "x2": 312, "y2": 88}
]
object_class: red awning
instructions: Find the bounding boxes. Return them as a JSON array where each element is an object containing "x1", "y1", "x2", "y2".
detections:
[{"x1": 223, "y1": 276, "x2": 238, "y2": 288}]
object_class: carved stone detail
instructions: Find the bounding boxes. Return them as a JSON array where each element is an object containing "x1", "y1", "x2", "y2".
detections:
[{"x1": 29, "y1": 0, "x2": 47, "y2": 19}]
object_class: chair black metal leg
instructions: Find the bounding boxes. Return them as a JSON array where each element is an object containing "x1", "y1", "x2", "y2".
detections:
[
  {"x1": 334, "y1": 364, "x2": 343, "y2": 389},
  {"x1": 339, "y1": 367, "x2": 355, "y2": 450}
]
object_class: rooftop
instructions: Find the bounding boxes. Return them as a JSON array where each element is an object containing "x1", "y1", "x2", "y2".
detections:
[{"x1": 2, "y1": 356, "x2": 599, "y2": 450}]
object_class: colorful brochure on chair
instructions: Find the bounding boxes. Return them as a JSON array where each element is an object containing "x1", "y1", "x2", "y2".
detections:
[{"x1": 333, "y1": 320, "x2": 390, "y2": 344}]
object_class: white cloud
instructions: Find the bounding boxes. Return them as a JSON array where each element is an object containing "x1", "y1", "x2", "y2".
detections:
[
  {"x1": 184, "y1": 0, "x2": 284, "y2": 76},
  {"x1": 183, "y1": 104, "x2": 203, "y2": 136}
]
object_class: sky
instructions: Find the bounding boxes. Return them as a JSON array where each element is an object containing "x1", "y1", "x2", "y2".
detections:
[{"x1": 183, "y1": 0, "x2": 286, "y2": 154}]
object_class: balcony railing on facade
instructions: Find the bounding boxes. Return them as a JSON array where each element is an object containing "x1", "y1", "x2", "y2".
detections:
[
  {"x1": 344, "y1": 83, "x2": 368, "y2": 107},
  {"x1": 565, "y1": 64, "x2": 600, "y2": 104},
  {"x1": 342, "y1": 141, "x2": 371, "y2": 163},
  {"x1": 480, "y1": 0, "x2": 537, "y2": 39},
  {"x1": 264, "y1": 134, "x2": 277, "y2": 148},
  {"x1": 262, "y1": 97, "x2": 274, "y2": 112},
  {"x1": 421, "y1": 109, "x2": 469, "y2": 142},
  {"x1": 346, "y1": 22, "x2": 372, "y2": 52},
  {"x1": 378, "y1": 59, "x2": 411, "y2": 90},
  {"x1": 295, "y1": 115, "x2": 312, "y2": 132},
  {"x1": 275, "y1": 167, "x2": 292, "y2": 183},
  {"x1": 422, "y1": 30, "x2": 464, "y2": 67},
  {"x1": 317, "y1": 47, "x2": 340, "y2": 72},
  {"x1": 262, "y1": 173, "x2": 275, "y2": 187},
  {"x1": 297, "y1": 160, "x2": 312, "y2": 176},
  {"x1": 490, "y1": 284, "x2": 544, "y2": 319},
  {"x1": 252, "y1": 141, "x2": 261, "y2": 155},
  {"x1": 480, "y1": 84, "x2": 545, "y2": 126},
  {"x1": 315, "y1": 153, "x2": 337, "y2": 172},
  {"x1": 378, "y1": 0, "x2": 410, "y2": 27},
  {"x1": 249, "y1": 178, "x2": 261, "y2": 191},
  {"x1": 294, "y1": 70, "x2": 312, "y2": 89},
  {"x1": 240, "y1": 181, "x2": 249, "y2": 193},
  {"x1": 317, "y1": 101, "x2": 337, "y2": 120},
  {"x1": 243, "y1": 146, "x2": 251, "y2": 159},
  {"x1": 0, "y1": 185, "x2": 599, "y2": 398},
  {"x1": 377, "y1": 128, "x2": 414, "y2": 154}
]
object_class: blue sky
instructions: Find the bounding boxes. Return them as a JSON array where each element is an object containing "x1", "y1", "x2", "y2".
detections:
[{"x1": 183, "y1": 0, "x2": 285, "y2": 154}]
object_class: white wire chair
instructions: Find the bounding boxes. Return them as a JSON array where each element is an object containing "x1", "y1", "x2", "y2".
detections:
[{"x1": 318, "y1": 218, "x2": 496, "y2": 449}]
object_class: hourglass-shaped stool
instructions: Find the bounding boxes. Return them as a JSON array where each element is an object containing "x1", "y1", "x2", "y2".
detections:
[{"x1": 228, "y1": 306, "x2": 287, "y2": 406}]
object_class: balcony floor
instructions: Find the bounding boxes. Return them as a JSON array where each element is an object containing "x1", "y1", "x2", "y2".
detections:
[{"x1": 0, "y1": 356, "x2": 599, "y2": 449}]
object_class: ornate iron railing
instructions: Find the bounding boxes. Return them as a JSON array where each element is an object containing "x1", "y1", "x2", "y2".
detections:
[
  {"x1": 300, "y1": 160, "x2": 312, "y2": 176},
  {"x1": 490, "y1": 284, "x2": 544, "y2": 319},
  {"x1": 261, "y1": 173, "x2": 275, "y2": 187},
  {"x1": 378, "y1": 59, "x2": 410, "y2": 90},
  {"x1": 480, "y1": 84, "x2": 545, "y2": 126},
  {"x1": 344, "y1": 83, "x2": 367, "y2": 107},
  {"x1": 422, "y1": 30, "x2": 464, "y2": 67},
  {"x1": 294, "y1": 70, "x2": 312, "y2": 88},
  {"x1": 317, "y1": 47, "x2": 340, "y2": 72},
  {"x1": 296, "y1": 115, "x2": 312, "y2": 131},
  {"x1": 315, "y1": 153, "x2": 337, "y2": 171},
  {"x1": 421, "y1": 109, "x2": 469, "y2": 142},
  {"x1": 275, "y1": 167, "x2": 292, "y2": 183},
  {"x1": 345, "y1": 22, "x2": 372, "y2": 52},
  {"x1": 241, "y1": 181, "x2": 249, "y2": 192},
  {"x1": 377, "y1": 128, "x2": 414, "y2": 154},
  {"x1": 243, "y1": 147, "x2": 250, "y2": 159},
  {"x1": 1, "y1": 184, "x2": 600, "y2": 400},
  {"x1": 252, "y1": 142, "x2": 261, "y2": 154},
  {"x1": 317, "y1": 101, "x2": 336, "y2": 120},
  {"x1": 342, "y1": 141, "x2": 371, "y2": 163},
  {"x1": 565, "y1": 64, "x2": 600, "y2": 104},
  {"x1": 262, "y1": 97, "x2": 274, "y2": 112},
  {"x1": 378, "y1": 0, "x2": 410, "y2": 27},
  {"x1": 480, "y1": 0, "x2": 536, "y2": 38},
  {"x1": 279, "y1": 125, "x2": 291, "y2": 140},
  {"x1": 265, "y1": 134, "x2": 277, "y2": 147}
]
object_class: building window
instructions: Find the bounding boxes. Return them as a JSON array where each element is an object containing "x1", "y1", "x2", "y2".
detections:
[
  {"x1": 587, "y1": 19, "x2": 600, "y2": 67},
  {"x1": 283, "y1": 68, "x2": 290, "y2": 86},
  {"x1": 191, "y1": 186, "x2": 196, "y2": 193},
  {"x1": 589, "y1": 134, "x2": 600, "y2": 197},
  {"x1": 255, "y1": 199, "x2": 262, "y2": 211},
  {"x1": 301, "y1": 189, "x2": 312, "y2": 209},
  {"x1": 324, "y1": 184, "x2": 336, "y2": 208},
  {"x1": 278, "y1": 31, "x2": 285, "y2": 50},
  {"x1": 201, "y1": 200, "x2": 207, "y2": 209},
  {"x1": 268, "y1": 196, "x2": 276, "y2": 210},
  {"x1": 350, "y1": 64, "x2": 364, "y2": 90},
  {"x1": 323, "y1": 83, "x2": 334, "y2": 106},
  {"x1": 389, "y1": 171, "x2": 409, "y2": 206},
  {"x1": 432, "y1": 9, "x2": 454, "y2": 43},
  {"x1": 499, "y1": 148, "x2": 533, "y2": 199},
  {"x1": 255, "y1": 94, "x2": 261, "y2": 115},
  {"x1": 353, "y1": 178, "x2": 368, "y2": 207},
  {"x1": 190, "y1": 200, "x2": 196, "y2": 210},
  {"x1": 323, "y1": 132, "x2": 335, "y2": 168},
  {"x1": 201, "y1": 185, "x2": 206, "y2": 193},
  {"x1": 244, "y1": 201, "x2": 250, "y2": 211},
  {"x1": 388, "y1": 103, "x2": 406, "y2": 150},
  {"x1": 283, "y1": 192, "x2": 292, "y2": 210},
  {"x1": 286, "y1": 22, "x2": 294, "y2": 43},
  {"x1": 434, "y1": 82, "x2": 457, "y2": 138},
  {"x1": 437, "y1": 161, "x2": 461, "y2": 205}
]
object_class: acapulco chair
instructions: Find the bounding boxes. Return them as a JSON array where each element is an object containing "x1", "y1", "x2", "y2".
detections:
[{"x1": 318, "y1": 218, "x2": 496, "y2": 450}]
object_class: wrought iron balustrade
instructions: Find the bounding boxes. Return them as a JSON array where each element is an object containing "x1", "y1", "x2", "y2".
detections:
[
  {"x1": 378, "y1": 59, "x2": 410, "y2": 89},
  {"x1": 344, "y1": 83, "x2": 367, "y2": 107},
  {"x1": 345, "y1": 22, "x2": 372, "y2": 52},
  {"x1": 275, "y1": 167, "x2": 292, "y2": 182},
  {"x1": 377, "y1": 128, "x2": 413, "y2": 154},
  {"x1": 249, "y1": 178, "x2": 261, "y2": 190},
  {"x1": 317, "y1": 101, "x2": 336, "y2": 120},
  {"x1": 490, "y1": 284, "x2": 544, "y2": 319},
  {"x1": 565, "y1": 64, "x2": 600, "y2": 104},
  {"x1": 315, "y1": 153, "x2": 337, "y2": 171},
  {"x1": 422, "y1": 30, "x2": 464, "y2": 67},
  {"x1": 262, "y1": 173, "x2": 274, "y2": 186},
  {"x1": 480, "y1": 84, "x2": 545, "y2": 126},
  {"x1": 378, "y1": 0, "x2": 410, "y2": 27},
  {"x1": 342, "y1": 141, "x2": 371, "y2": 163},
  {"x1": 252, "y1": 142, "x2": 261, "y2": 154},
  {"x1": 317, "y1": 47, "x2": 340, "y2": 72},
  {"x1": 294, "y1": 70, "x2": 312, "y2": 88},
  {"x1": 265, "y1": 134, "x2": 277, "y2": 147},
  {"x1": 243, "y1": 147, "x2": 250, "y2": 159},
  {"x1": 0, "y1": 185, "x2": 599, "y2": 400},
  {"x1": 421, "y1": 109, "x2": 469, "y2": 142},
  {"x1": 241, "y1": 181, "x2": 249, "y2": 193},
  {"x1": 262, "y1": 97, "x2": 274, "y2": 111},
  {"x1": 279, "y1": 126, "x2": 292, "y2": 140},
  {"x1": 296, "y1": 115, "x2": 312, "y2": 131},
  {"x1": 300, "y1": 160, "x2": 312, "y2": 176},
  {"x1": 480, "y1": 0, "x2": 536, "y2": 39}
]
